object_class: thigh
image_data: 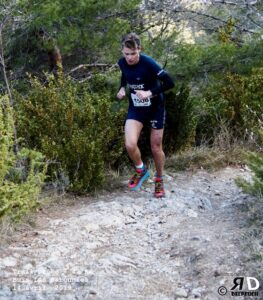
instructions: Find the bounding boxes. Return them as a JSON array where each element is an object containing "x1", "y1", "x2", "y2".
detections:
[{"x1": 125, "y1": 119, "x2": 144, "y2": 145}]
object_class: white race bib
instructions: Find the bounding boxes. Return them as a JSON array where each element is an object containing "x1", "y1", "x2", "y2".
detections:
[{"x1": 131, "y1": 93, "x2": 151, "y2": 107}]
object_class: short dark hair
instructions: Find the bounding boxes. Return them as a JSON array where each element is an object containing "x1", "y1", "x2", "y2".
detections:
[{"x1": 121, "y1": 32, "x2": 141, "y2": 49}]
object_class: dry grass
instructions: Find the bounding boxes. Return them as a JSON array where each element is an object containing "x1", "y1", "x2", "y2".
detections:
[
  {"x1": 0, "y1": 212, "x2": 37, "y2": 246},
  {"x1": 165, "y1": 145, "x2": 246, "y2": 172},
  {"x1": 165, "y1": 119, "x2": 259, "y2": 173}
]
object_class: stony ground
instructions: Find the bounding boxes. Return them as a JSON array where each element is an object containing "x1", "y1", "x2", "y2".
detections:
[{"x1": 0, "y1": 167, "x2": 262, "y2": 300}]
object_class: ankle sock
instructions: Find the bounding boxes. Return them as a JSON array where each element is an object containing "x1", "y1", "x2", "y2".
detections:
[{"x1": 135, "y1": 163, "x2": 144, "y2": 169}]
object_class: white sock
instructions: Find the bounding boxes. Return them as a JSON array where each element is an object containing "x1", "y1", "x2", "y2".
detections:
[{"x1": 135, "y1": 163, "x2": 144, "y2": 169}]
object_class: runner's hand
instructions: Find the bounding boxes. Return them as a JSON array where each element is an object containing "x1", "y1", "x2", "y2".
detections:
[
  {"x1": 135, "y1": 90, "x2": 152, "y2": 100},
  {"x1": 117, "y1": 87, "x2": 126, "y2": 100}
]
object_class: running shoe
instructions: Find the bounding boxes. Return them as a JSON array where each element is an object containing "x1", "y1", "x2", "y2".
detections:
[
  {"x1": 154, "y1": 177, "x2": 165, "y2": 198},
  {"x1": 128, "y1": 167, "x2": 150, "y2": 191}
]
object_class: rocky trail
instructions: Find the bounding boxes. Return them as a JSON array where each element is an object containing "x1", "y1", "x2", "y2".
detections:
[{"x1": 0, "y1": 167, "x2": 262, "y2": 300}]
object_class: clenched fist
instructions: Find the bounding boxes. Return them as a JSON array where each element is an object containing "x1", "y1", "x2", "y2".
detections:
[{"x1": 117, "y1": 87, "x2": 126, "y2": 100}]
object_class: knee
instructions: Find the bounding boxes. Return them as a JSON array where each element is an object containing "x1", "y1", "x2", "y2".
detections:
[
  {"x1": 125, "y1": 140, "x2": 137, "y2": 153},
  {"x1": 151, "y1": 141, "x2": 162, "y2": 155}
]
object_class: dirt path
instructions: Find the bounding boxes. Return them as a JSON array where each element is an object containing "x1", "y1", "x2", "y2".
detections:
[{"x1": 0, "y1": 167, "x2": 261, "y2": 300}]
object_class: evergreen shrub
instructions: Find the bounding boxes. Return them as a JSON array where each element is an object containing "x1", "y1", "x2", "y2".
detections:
[
  {"x1": 164, "y1": 84, "x2": 198, "y2": 152},
  {"x1": 16, "y1": 74, "x2": 125, "y2": 192},
  {"x1": 0, "y1": 95, "x2": 46, "y2": 221},
  {"x1": 195, "y1": 68, "x2": 263, "y2": 146}
]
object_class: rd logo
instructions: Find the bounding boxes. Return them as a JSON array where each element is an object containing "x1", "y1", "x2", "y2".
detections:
[
  {"x1": 231, "y1": 277, "x2": 260, "y2": 291},
  {"x1": 218, "y1": 276, "x2": 260, "y2": 297}
]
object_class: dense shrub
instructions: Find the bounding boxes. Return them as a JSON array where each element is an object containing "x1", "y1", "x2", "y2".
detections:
[
  {"x1": 164, "y1": 85, "x2": 198, "y2": 152},
  {"x1": 195, "y1": 68, "x2": 263, "y2": 146},
  {"x1": 236, "y1": 129, "x2": 263, "y2": 197},
  {"x1": 0, "y1": 95, "x2": 46, "y2": 221},
  {"x1": 15, "y1": 74, "x2": 125, "y2": 192}
]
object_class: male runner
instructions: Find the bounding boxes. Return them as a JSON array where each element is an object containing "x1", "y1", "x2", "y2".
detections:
[{"x1": 117, "y1": 32, "x2": 174, "y2": 198}]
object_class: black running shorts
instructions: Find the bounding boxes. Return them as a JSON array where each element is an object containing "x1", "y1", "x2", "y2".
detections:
[{"x1": 126, "y1": 105, "x2": 166, "y2": 129}]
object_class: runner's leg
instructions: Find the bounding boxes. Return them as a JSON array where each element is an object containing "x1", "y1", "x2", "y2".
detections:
[
  {"x1": 150, "y1": 128, "x2": 165, "y2": 177},
  {"x1": 125, "y1": 119, "x2": 143, "y2": 166},
  {"x1": 151, "y1": 128, "x2": 165, "y2": 197}
]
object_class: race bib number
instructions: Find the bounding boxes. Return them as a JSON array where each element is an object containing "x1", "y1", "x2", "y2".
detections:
[{"x1": 131, "y1": 93, "x2": 151, "y2": 107}]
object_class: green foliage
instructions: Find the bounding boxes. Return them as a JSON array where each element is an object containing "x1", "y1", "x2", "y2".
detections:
[
  {"x1": 0, "y1": 96, "x2": 15, "y2": 183},
  {"x1": 0, "y1": 95, "x2": 46, "y2": 221},
  {"x1": 237, "y1": 153, "x2": 263, "y2": 197},
  {"x1": 236, "y1": 132, "x2": 263, "y2": 196},
  {"x1": 243, "y1": 68, "x2": 263, "y2": 133},
  {"x1": 164, "y1": 85, "x2": 198, "y2": 152},
  {"x1": 7, "y1": 0, "x2": 141, "y2": 75},
  {"x1": 142, "y1": 31, "x2": 179, "y2": 68},
  {"x1": 194, "y1": 68, "x2": 263, "y2": 145},
  {"x1": 169, "y1": 39, "x2": 263, "y2": 83},
  {"x1": 218, "y1": 18, "x2": 236, "y2": 43},
  {"x1": 16, "y1": 73, "x2": 125, "y2": 192}
]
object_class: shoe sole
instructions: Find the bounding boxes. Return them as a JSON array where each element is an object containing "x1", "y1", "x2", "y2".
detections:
[
  {"x1": 130, "y1": 171, "x2": 150, "y2": 191},
  {"x1": 154, "y1": 193, "x2": 165, "y2": 198}
]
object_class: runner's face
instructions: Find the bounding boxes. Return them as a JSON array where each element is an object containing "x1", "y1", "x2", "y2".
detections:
[{"x1": 122, "y1": 46, "x2": 141, "y2": 65}]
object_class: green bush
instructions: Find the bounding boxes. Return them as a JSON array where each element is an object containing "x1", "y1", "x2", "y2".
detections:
[
  {"x1": 0, "y1": 96, "x2": 15, "y2": 183},
  {"x1": 164, "y1": 85, "x2": 198, "y2": 152},
  {"x1": 16, "y1": 73, "x2": 125, "y2": 192},
  {"x1": 0, "y1": 95, "x2": 46, "y2": 221},
  {"x1": 195, "y1": 68, "x2": 263, "y2": 146},
  {"x1": 236, "y1": 131, "x2": 263, "y2": 197}
]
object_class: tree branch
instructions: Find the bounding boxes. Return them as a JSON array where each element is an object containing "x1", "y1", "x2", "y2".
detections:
[
  {"x1": 172, "y1": 8, "x2": 256, "y2": 33},
  {"x1": 247, "y1": 14, "x2": 263, "y2": 28},
  {"x1": 67, "y1": 63, "x2": 118, "y2": 75},
  {"x1": 96, "y1": 8, "x2": 140, "y2": 21}
]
